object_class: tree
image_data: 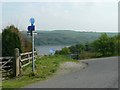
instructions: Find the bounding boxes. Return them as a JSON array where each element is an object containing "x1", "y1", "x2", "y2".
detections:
[
  {"x1": 75, "y1": 44, "x2": 85, "y2": 53},
  {"x1": 2, "y1": 25, "x2": 22, "y2": 56},
  {"x1": 84, "y1": 42, "x2": 93, "y2": 52},
  {"x1": 112, "y1": 34, "x2": 120, "y2": 55},
  {"x1": 92, "y1": 33, "x2": 114, "y2": 56},
  {"x1": 2, "y1": 25, "x2": 32, "y2": 56},
  {"x1": 69, "y1": 45, "x2": 77, "y2": 54},
  {"x1": 60, "y1": 47, "x2": 71, "y2": 55}
]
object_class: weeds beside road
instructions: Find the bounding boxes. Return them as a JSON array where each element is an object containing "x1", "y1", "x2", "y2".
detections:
[{"x1": 2, "y1": 55, "x2": 78, "y2": 89}]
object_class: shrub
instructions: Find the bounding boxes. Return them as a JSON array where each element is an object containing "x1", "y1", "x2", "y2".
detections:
[
  {"x1": 2, "y1": 25, "x2": 22, "y2": 56},
  {"x1": 60, "y1": 47, "x2": 71, "y2": 55},
  {"x1": 2, "y1": 25, "x2": 32, "y2": 56},
  {"x1": 79, "y1": 52, "x2": 98, "y2": 60}
]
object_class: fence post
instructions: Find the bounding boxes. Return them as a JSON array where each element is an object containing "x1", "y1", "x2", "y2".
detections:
[
  {"x1": 13, "y1": 48, "x2": 20, "y2": 77},
  {"x1": 28, "y1": 54, "x2": 30, "y2": 63}
]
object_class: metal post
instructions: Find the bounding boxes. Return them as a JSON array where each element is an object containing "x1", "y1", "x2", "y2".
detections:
[
  {"x1": 32, "y1": 31, "x2": 35, "y2": 73},
  {"x1": 28, "y1": 17, "x2": 35, "y2": 73}
]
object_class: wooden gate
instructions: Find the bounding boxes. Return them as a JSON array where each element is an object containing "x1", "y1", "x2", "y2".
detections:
[{"x1": 0, "y1": 57, "x2": 14, "y2": 79}]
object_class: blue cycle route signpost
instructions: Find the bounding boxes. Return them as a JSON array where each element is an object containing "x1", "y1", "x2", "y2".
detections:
[
  {"x1": 27, "y1": 18, "x2": 35, "y2": 73},
  {"x1": 50, "y1": 48, "x2": 55, "y2": 55}
]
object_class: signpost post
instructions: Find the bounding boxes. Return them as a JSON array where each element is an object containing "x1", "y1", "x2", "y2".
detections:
[
  {"x1": 31, "y1": 18, "x2": 35, "y2": 73},
  {"x1": 27, "y1": 18, "x2": 35, "y2": 73}
]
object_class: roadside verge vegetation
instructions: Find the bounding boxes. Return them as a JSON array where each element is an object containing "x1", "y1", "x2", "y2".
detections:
[{"x1": 2, "y1": 55, "x2": 77, "y2": 89}]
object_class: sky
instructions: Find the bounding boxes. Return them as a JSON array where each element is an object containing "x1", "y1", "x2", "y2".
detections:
[{"x1": 0, "y1": 0, "x2": 119, "y2": 32}]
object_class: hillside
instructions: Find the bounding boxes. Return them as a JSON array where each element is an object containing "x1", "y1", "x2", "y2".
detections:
[{"x1": 21, "y1": 30, "x2": 117, "y2": 46}]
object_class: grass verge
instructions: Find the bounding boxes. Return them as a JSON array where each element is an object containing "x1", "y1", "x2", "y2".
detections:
[{"x1": 2, "y1": 55, "x2": 77, "y2": 89}]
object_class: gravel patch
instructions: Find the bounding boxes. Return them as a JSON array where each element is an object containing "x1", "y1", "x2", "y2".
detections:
[{"x1": 56, "y1": 62, "x2": 87, "y2": 75}]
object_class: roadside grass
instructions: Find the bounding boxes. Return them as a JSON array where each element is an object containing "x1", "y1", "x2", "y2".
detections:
[
  {"x1": 78, "y1": 51, "x2": 119, "y2": 60},
  {"x1": 79, "y1": 52, "x2": 102, "y2": 60},
  {"x1": 2, "y1": 55, "x2": 77, "y2": 89}
]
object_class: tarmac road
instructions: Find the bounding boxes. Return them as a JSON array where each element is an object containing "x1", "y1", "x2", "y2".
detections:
[{"x1": 23, "y1": 56, "x2": 118, "y2": 88}]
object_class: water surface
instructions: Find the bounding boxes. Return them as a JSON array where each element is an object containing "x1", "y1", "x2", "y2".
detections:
[{"x1": 36, "y1": 45, "x2": 67, "y2": 55}]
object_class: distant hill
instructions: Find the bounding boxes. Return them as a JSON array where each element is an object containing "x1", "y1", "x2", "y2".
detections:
[{"x1": 21, "y1": 30, "x2": 117, "y2": 46}]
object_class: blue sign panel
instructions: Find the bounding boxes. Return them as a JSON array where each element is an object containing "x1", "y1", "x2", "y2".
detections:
[
  {"x1": 27, "y1": 18, "x2": 35, "y2": 36},
  {"x1": 30, "y1": 18, "x2": 35, "y2": 25},
  {"x1": 28, "y1": 25, "x2": 35, "y2": 31}
]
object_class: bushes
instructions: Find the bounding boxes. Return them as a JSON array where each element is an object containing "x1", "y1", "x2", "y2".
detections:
[
  {"x1": 55, "y1": 47, "x2": 71, "y2": 55},
  {"x1": 79, "y1": 52, "x2": 101, "y2": 60},
  {"x1": 112, "y1": 34, "x2": 120, "y2": 55},
  {"x1": 60, "y1": 47, "x2": 71, "y2": 55},
  {"x1": 92, "y1": 33, "x2": 115, "y2": 56},
  {"x1": 55, "y1": 33, "x2": 120, "y2": 60}
]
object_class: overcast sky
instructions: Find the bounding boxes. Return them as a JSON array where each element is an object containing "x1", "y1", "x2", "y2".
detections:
[{"x1": 1, "y1": 0, "x2": 119, "y2": 32}]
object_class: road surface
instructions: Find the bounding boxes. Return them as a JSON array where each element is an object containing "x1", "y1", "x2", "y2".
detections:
[{"x1": 23, "y1": 56, "x2": 118, "y2": 88}]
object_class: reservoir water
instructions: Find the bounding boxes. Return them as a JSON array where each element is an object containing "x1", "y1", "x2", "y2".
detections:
[{"x1": 35, "y1": 45, "x2": 68, "y2": 55}]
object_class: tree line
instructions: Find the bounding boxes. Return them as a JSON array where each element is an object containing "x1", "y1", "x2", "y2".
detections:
[
  {"x1": 22, "y1": 30, "x2": 116, "y2": 46},
  {"x1": 55, "y1": 33, "x2": 120, "y2": 59},
  {"x1": 2, "y1": 25, "x2": 119, "y2": 59}
]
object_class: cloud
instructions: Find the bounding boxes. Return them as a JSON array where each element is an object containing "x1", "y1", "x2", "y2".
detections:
[{"x1": 2, "y1": 2, "x2": 118, "y2": 32}]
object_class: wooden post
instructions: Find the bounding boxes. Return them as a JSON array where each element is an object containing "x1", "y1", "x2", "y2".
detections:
[
  {"x1": 13, "y1": 48, "x2": 20, "y2": 77},
  {"x1": 19, "y1": 55, "x2": 22, "y2": 74},
  {"x1": 28, "y1": 54, "x2": 30, "y2": 63}
]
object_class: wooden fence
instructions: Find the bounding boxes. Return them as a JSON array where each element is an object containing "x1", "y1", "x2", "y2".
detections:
[
  {"x1": 20, "y1": 51, "x2": 37, "y2": 68},
  {"x1": 1, "y1": 48, "x2": 37, "y2": 78},
  {"x1": 14, "y1": 48, "x2": 37, "y2": 76}
]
